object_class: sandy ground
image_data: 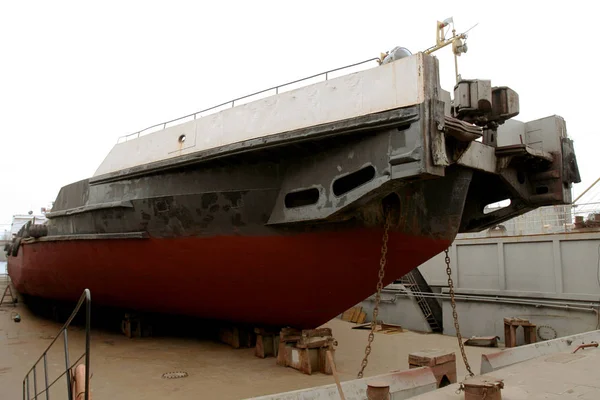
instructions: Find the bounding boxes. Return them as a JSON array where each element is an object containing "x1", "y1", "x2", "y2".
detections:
[{"x1": 0, "y1": 278, "x2": 499, "y2": 399}]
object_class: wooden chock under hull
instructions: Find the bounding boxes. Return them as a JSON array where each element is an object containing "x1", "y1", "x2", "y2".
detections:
[
  {"x1": 255, "y1": 328, "x2": 280, "y2": 358},
  {"x1": 121, "y1": 313, "x2": 152, "y2": 338},
  {"x1": 218, "y1": 325, "x2": 255, "y2": 349},
  {"x1": 276, "y1": 327, "x2": 337, "y2": 375}
]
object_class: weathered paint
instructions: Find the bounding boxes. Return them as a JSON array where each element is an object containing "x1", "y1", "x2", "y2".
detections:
[
  {"x1": 248, "y1": 366, "x2": 438, "y2": 400},
  {"x1": 480, "y1": 330, "x2": 600, "y2": 374},
  {"x1": 94, "y1": 54, "x2": 426, "y2": 177},
  {"x1": 8, "y1": 230, "x2": 450, "y2": 328}
]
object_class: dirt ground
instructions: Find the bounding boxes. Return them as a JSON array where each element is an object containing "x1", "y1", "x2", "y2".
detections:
[{"x1": 0, "y1": 279, "x2": 498, "y2": 399}]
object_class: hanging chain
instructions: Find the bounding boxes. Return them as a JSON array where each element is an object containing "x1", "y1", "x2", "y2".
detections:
[
  {"x1": 357, "y1": 208, "x2": 392, "y2": 379},
  {"x1": 445, "y1": 248, "x2": 474, "y2": 378}
]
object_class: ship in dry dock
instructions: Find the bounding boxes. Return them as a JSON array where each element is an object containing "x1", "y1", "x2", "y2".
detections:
[{"x1": 4, "y1": 47, "x2": 581, "y2": 329}]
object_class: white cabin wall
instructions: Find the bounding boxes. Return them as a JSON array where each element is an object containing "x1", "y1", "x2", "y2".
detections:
[{"x1": 94, "y1": 54, "x2": 426, "y2": 176}]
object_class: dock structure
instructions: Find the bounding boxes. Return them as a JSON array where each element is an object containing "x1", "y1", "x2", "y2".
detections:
[{"x1": 251, "y1": 330, "x2": 600, "y2": 400}]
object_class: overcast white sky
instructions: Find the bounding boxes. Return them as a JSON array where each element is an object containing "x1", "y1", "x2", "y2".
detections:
[{"x1": 0, "y1": 1, "x2": 597, "y2": 226}]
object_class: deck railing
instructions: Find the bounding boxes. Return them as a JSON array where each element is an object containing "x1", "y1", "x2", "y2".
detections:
[
  {"x1": 116, "y1": 57, "x2": 380, "y2": 143},
  {"x1": 460, "y1": 202, "x2": 600, "y2": 238},
  {"x1": 23, "y1": 289, "x2": 91, "y2": 400}
]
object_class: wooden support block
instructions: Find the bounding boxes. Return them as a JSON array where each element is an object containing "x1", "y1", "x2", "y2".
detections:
[
  {"x1": 350, "y1": 307, "x2": 361, "y2": 323},
  {"x1": 276, "y1": 327, "x2": 336, "y2": 375},
  {"x1": 289, "y1": 347, "x2": 333, "y2": 375},
  {"x1": 504, "y1": 317, "x2": 534, "y2": 327},
  {"x1": 504, "y1": 323, "x2": 516, "y2": 348},
  {"x1": 296, "y1": 339, "x2": 334, "y2": 349},
  {"x1": 121, "y1": 313, "x2": 152, "y2": 338},
  {"x1": 408, "y1": 350, "x2": 456, "y2": 387},
  {"x1": 280, "y1": 327, "x2": 302, "y2": 343},
  {"x1": 504, "y1": 317, "x2": 535, "y2": 348},
  {"x1": 356, "y1": 311, "x2": 367, "y2": 324},
  {"x1": 320, "y1": 347, "x2": 334, "y2": 375},
  {"x1": 409, "y1": 349, "x2": 456, "y2": 367},
  {"x1": 464, "y1": 336, "x2": 500, "y2": 347},
  {"x1": 523, "y1": 325, "x2": 537, "y2": 345},
  {"x1": 276, "y1": 341, "x2": 290, "y2": 367},
  {"x1": 302, "y1": 328, "x2": 333, "y2": 338},
  {"x1": 255, "y1": 328, "x2": 280, "y2": 358},
  {"x1": 341, "y1": 308, "x2": 354, "y2": 321},
  {"x1": 284, "y1": 347, "x2": 313, "y2": 375},
  {"x1": 218, "y1": 326, "x2": 255, "y2": 349}
]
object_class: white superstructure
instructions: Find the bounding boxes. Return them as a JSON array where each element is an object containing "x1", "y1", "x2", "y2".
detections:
[{"x1": 94, "y1": 54, "x2": 427, "y2": 177}]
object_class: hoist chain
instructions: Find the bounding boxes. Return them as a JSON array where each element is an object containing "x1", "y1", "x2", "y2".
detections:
[
  {"x1": 357, "y1": 209, "x2": 391, "y2": 379},
  {"x1": 445, "y1": 248, "x2": 475, "y2": 378}
]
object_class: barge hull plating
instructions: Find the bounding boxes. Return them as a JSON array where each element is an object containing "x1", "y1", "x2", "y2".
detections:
[{"x1": 9, "y1": 232, "x2": 449, "y2": 328}]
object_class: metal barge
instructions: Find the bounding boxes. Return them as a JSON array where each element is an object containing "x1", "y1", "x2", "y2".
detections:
[{"x1": 5, "y1": 50, "x2": 580, "y2": 329}]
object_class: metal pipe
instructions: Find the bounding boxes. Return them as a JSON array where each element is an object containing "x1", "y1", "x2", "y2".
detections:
[
  {"x1": 33, "y1": 366, "x2": 37, "y2": 399},
  {"x1": 64, "y1": 331, "x2": 72, "y2": 400},
  {"x1": 26, "y1": 375, "x2": 30, "y2": 400},
  {"x1": 454, "y1": 52, "x2": 459, "y2": 83},
  {"x1": 84, "y1": 290, "x2": 91, "y2": 400},
  {"x1": 572, "y1": 342, "x2": 598, "y2": 353},
  {"x1": 369, "y1": 290, "x2": 599, "y2": 313},
  {"x1": 405, "y1": 289, "x2": 600, "y2": 308},
  {"x1": 43, "y1": 354, "x2": 50, "y2": 400},
  {"x1": 574, "y1": 176, "x2": 600, "y2": 204}
]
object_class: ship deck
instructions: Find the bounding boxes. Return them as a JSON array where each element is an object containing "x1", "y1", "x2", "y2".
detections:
[{"x1": 0, "y1": 275, "x2": 496, "y2": 399}]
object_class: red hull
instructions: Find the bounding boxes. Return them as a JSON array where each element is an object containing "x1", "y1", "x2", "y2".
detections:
[{"x1": 8, "y1": 230, "x2": 448, "y2": 328}]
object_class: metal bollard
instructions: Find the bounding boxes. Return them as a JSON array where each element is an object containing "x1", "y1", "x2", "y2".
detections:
[{"x1": 366, "y1": 380, "x2": 390, "y2": 400}]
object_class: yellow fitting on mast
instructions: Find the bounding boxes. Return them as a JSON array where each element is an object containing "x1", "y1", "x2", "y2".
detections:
[{"x1": 423, "y1": 17, "x2": 469, "y2": 83}]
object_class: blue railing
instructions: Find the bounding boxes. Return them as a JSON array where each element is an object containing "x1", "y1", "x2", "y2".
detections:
[{"x1": 23, "y1": 289, "x2": 91, "y2": 400}]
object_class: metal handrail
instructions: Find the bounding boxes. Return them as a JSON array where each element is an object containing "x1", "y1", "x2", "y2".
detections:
[
  {"x1": 461, "y1": 203, "x2": 600, "y2": 238},
  {"x1": 372, "y1": 289, "x2": 600, "y2": 313},
  {"x1": 23, "y1": 289, "x2": 91, "y2": 400},
  {"x1": 117, "y1": 57, "x2": 380, "y2": 143}
]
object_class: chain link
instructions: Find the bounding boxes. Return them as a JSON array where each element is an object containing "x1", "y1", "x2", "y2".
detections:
[
  {"x1": 357, "y1": 209, "x2": 392, "y2": 379},
  {"x1": 445, "y1": 248, "x2": 474, "y2": 378}
]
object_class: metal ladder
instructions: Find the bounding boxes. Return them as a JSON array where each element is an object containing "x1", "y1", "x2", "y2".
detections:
[
  {"x1": 0, "y1": 274, "x2": 17, "y2": 307},
  {"x1": 399, "y1": 270, "x2": 442, "y2": 332}
]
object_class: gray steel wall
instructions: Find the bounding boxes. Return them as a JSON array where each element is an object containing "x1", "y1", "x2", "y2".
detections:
[
  {"x1": 360, "y1": 231, "x2": 600, "y2": 341},
  {"x1": 419, "y1": 231, "x2": 600, "y2": 297},
  {"x1": 422, "y1": 231, "x2": 600, "y2": 340},
  {"x1": 441, "y1": 298, "x2": 597, "y2": 345}
]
